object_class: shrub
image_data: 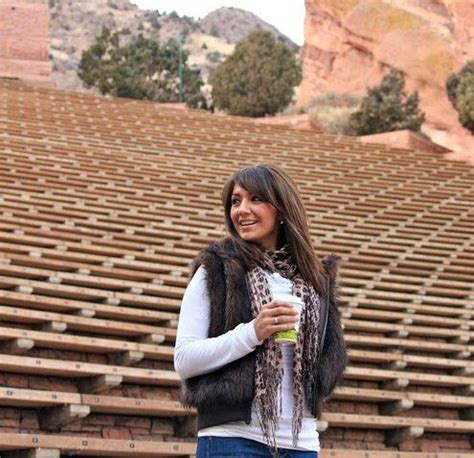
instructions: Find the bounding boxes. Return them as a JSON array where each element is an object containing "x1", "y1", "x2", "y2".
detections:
[
  {"x1": 78, "y1": 27, "x2": 207, "y2": 109},
  {"x1": 446, "y1": 61, "x2": 474, "y2": 134},
  {"x1": 349, "y1": 68, "x2": 425, "y2": 135},
  {"x1": 210, "y1": 30, "x2": 302, "y2": 117}
]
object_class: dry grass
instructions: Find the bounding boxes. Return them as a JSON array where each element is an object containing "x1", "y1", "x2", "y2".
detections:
[{"x1": 305, "y1": 92, "x2": 362, "y2": 135}]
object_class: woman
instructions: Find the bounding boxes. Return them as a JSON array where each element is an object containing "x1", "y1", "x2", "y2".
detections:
[{"x1": 174, "y1": 164, "x2": 347, "y2": 458}]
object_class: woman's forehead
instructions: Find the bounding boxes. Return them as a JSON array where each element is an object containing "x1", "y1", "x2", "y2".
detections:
[{"x1": 231, "y1": 184, "x2": 251, "y2": 195}]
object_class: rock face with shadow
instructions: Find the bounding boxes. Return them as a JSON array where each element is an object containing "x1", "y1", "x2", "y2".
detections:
[{"x1": 298, "y1": 0, "x2": 474, "y2": 162}]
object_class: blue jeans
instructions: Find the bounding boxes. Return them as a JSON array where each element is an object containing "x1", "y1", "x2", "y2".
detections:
[{"x1": 196, "y1": 436, "x2": 319, "y2": 458}]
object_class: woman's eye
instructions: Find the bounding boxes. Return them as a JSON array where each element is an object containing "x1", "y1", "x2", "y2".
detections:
[
  {"x1": 252, "y1": 196, "x2": 262, "y2": 202},
  {"x1": 231, "y1": 199, "x2": 239, "y2": 205}
]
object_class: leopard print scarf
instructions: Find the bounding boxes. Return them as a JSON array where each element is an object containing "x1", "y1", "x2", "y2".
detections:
[{"x1": 246, "y1": 244, "x2": 322, "y2": 451}]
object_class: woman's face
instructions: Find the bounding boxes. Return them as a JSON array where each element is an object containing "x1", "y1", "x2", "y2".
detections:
[{"x1": 230, "y1": 184, "x2": 279, "y2": 251}]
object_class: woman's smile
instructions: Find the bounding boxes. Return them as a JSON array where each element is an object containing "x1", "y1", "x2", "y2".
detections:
[{"x1": 240, "y1": 220, "x2": 258, "y2": 228}]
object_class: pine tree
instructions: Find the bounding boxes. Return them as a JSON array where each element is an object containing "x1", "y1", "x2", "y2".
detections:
[
  {"x1": 349, "y1": 69, "x2": 425, "y2": 135},
  {"x1": 78, "y1": 27, "x2": 207, "y2": 109},
  {"x1": 78, "y1": 27, "x2": 121, "y2": 96},
  {"x1": 446, "y1": 61, "x2": 474, "y2": 134},
  {"x1": 210, "y1": 31, "x2": 302, "y2": 117},
  {"x1": 455, "y1": 73, "x2": 474, "y2": 134}
]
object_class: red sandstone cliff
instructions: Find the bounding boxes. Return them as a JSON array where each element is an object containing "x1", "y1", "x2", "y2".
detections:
[
  {"x1": 298, "y1": 0, "x2": 474, "y2": 162},
  {"x1": 0, "y1": 0, "x2": 52, "y2": 86}
]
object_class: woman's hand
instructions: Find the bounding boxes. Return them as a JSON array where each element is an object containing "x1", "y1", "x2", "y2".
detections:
[{"x1": 254, "y1": 301, "x2": 299, "y2": 342}]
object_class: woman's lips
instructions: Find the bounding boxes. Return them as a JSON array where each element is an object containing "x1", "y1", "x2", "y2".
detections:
[{"x1": 241, "y1": 222, "x2": 257, "y2": 229}]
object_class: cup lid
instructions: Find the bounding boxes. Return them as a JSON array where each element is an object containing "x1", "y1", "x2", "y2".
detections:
[{"x1": 272, "y1": 293, "x2": 304, "y2": 306}]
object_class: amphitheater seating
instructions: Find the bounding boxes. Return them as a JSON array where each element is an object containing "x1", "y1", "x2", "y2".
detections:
[
  {"x1": 0, "y1": 304, "x2": 177, "y2": 340},
  {"x1": 0, "y1": 78, "x2": 473, "y2": 454},
  {"x1": 0, "y1": 354, "x2": 180, "y2": 386},
  {"x1": 0, "y1": 326, "x2": 174, "y2": 360},
  {"x1": 0, "y1": 433, "x2": 196, "y2": 456},
  {"x1": 321, "y1": 452, "x2": 473, "y2": 458}
]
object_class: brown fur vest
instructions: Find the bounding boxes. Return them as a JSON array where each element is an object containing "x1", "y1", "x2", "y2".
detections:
[{"x1": 180, "y1": 237, "x2": 347, "y2": 430}]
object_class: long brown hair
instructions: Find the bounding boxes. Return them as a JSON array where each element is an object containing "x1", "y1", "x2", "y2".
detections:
[{"x1": 221, "y1": 164, "x2": 325, "y2": 294}]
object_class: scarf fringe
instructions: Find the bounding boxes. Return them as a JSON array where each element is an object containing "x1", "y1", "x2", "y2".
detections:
[{"x1": 247, "y1": 245, "x2": 321, "y2": 450}]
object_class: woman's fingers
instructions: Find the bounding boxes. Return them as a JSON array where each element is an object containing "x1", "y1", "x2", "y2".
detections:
[
  {"x1": 268, "y1": 315, "x2": 297, "y2": 325},
  {"x1": 254, "y1": 301, "x2": 300, "y2": 341},
  {"x1": 264, "y1": 300, "x2": 298, "y2": 310},
  {"x1": 261, "y1": 301, "x2": 298, "y2": 316},
  {"x1": 260, "y1": 302, "x2": 299, "y2": 324}
]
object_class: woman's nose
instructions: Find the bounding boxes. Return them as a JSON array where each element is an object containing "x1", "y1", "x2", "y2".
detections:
[{"x1": 238, "y1": 199, "x2": 251, "y2": 214}]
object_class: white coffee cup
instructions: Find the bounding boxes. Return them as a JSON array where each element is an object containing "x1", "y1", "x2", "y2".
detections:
[{"x1": 272, "y1": 293, "x2": 303, "y2": 344}]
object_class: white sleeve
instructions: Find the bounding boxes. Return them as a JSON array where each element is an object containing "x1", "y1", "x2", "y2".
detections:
[{"x1": 174, "y1": 265, "x2": 263, "y2": 380}]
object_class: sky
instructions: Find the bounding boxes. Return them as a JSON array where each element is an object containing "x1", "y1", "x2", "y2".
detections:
[{"x1": 132, "y1": 1, "x2": 305, "y2": 45}]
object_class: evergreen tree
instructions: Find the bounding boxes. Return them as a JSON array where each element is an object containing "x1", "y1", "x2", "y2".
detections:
[
  {"x1": 78, "y1": 27, "x2": 121, "y2": 96},
  {"x1": 349, "y1": 69, "x2": 425, "y2": 135},
  {"x1": 78, "y1": 27, "x2": 207, "y2": 109},
  {"x1": 446, "y1": 61, "x2": 474, "y2": 134},
  {"x1": 210, "y1": 31, "x2": 302, "y2": 117}
]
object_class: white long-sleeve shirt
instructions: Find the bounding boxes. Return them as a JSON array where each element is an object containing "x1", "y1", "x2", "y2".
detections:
[{"x1": 174, "y1": 265, "x2": 320, "y2": 452}]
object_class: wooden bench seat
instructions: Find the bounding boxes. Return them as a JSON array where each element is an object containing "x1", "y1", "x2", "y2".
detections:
[
  {"x1": 1, "y1": 262, "x2": 192, "y2": 299},
  {"x1": 0, "y1": 223, "x2": 202, "y2": 261},
  {"x1": 0, "y1": 325, "x2": 174, "y2": 361},
  {"x1": 323, "y1": 412, "x2": 474, "y2": 433},
  {"x1": 414, "y1": 352, "x2": 474, "y2": 374},
  {"x1": 7, "y1": 266, "x2": 474, "y2": 336},
  {"x1": 2, "y1": 384, "x2": 472, "y2": 423},
  {"x1": 348, "y1": 349, "x2": 474, "y2": 372},
  {"x1": 2, "y1": 208, "x2": 221, "y2": 240},
  {"x1": 0, "y1": 386, "x2": 194, "y2": 417},
  {"x1": 333, "y1": 386, "x2": 474, "y2": 409},
  {"x1": 0, "y1": 305, "x2": 177, "y2": 341},
  {"x1": 0, "y1": 385, "x2": 81, "y2": 408},
  {"x1": 321, "y1": 450, "x2": 473, "y2": 458},
  {"x1": 0, "y1": 289, "x2": 178, "y2": 324},
  {"x1": 345, "y1": 334, "x2": 470, "y2": 357},
  {"x1": 5, "y1": 242, "x2": 468, "y2": 330},
  {"x1": 17, "y1": 179, "x2": 256, "y2": 216},
  {"x1": 0, "y1": 244, "x2": 190, "y2": 276},
  {"x1": 0, "y1": 269, "x2": 185, "y2": 304},
  {"x1": 342, "y1": 305, "x2": 469, "y2": 329},
  {"x1": 344, "y1": 366, "x2": 473, "y2": 388},
  {"x1": 346, "y1": 274, "x2": 472, "y2": 301},
  {"x1": 0, "y1": 332, "x2": 460, "y2": 394},
  {"x1": 0, "y1": 239, "x2": 191, "y2": 276},
  {"x1": 344, "y1": 293, "x2": 471, "y2": 319},
  {"x1": 0, "y1": 354, "x2": 179, "y2": 386},
  {"x1": 0, "y1": 432, "x2": 195, "y2": 457},
  {"x1": 81, "y1": 393, "x2": 195, "y2": 417},
  {"x1": 344, "y1": 319, "x2": 471, "y2": 341}
]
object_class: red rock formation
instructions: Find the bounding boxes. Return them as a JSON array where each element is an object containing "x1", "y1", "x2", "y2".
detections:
[
  {"x1": 0, "y1": 0, "x2": 53, "y2": 86},
  {"x1": 359, "y1": 129, "x2": 453, "y2": 157},
  {"x1": 298, "y1": 0, "x2": 474, "y2": 162},
  {"x1": 254, "y1": 114, "x2": 326, "y2": 132}
]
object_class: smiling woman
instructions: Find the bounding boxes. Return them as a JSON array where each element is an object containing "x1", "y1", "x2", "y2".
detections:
[
  {"x1": 174, "y1": 164, "x2": 347, "y2": 457},
  {"x1": 230, "y1": 185, "x2": 280, "y2": 250}
]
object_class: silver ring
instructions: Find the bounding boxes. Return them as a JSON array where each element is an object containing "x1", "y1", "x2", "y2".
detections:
[{"x1": 274, "y1": 317, "x2": 278, "y2": 325}]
